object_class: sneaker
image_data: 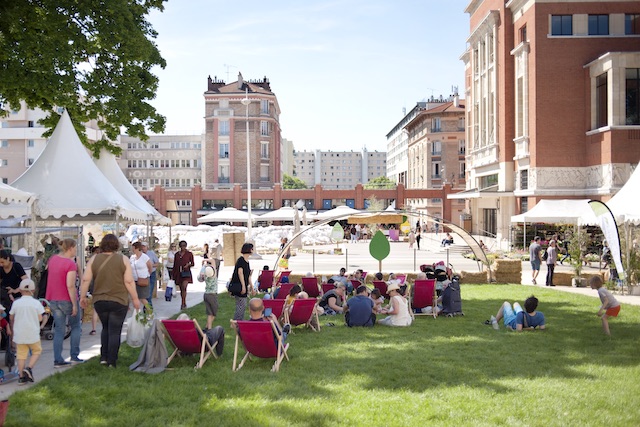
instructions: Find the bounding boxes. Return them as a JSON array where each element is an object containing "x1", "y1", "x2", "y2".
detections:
[
  {"x1": 282, "y1": 323, "x2": 291, "y2": 334},
  {"x1": 54, "y1": 361, "x2": 71, "y2": 368},
  {"x1": 70, "y1": 358, "x2": 85, "y2": 365},
  {"x1": 22, "y1": 367, "x2": 34, "y2": 382},
  {"x1": 491, "y1": 315, "x2": 499, "y2": 330},
  {"x1": 532, "y1": 279, "x2": 537, "y2": 285},
  {"x1": 18, "y1": 376, "x2": 28, "y2": 386},
  {"x1": 100, "y1": 360, "x2": 108, "y2": 365}
]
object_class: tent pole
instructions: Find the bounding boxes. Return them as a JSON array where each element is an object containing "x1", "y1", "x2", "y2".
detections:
[{"x1": 30, "y1": 203, "x2": 37, "y2": 256}]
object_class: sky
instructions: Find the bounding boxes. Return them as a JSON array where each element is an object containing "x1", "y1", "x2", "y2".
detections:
[{"x1": 147, "y1": 0, "x2": 470, "y2": 152}]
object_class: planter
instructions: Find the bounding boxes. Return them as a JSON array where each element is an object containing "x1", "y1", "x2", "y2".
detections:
[
  {"x1": 629, "y1": 286, "x2": 640, "y2": 296},
  {"x1": 572, "y1": 277, "x2": 587, "y2": 288}
]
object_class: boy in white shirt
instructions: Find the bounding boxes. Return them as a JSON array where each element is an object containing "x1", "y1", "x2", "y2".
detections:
[{"x1": 9, "y1": 279, "x2": 44, "y2": 385}]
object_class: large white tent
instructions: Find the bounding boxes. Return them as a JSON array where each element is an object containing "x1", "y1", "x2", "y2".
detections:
[
  {"x1": 258, "y1": 206, "x2": 299, "y2": 222},
  {"x1": 315, "y1": 205, "x2": 361, "y2": 220},
  {"x1": 0, "y1": 183, "x2": 34, "y2": 219},
  {"x1": 607, "y1": 167, "x2": 640, "y2": 224},
  {"x1": 197, "y1": 207, "x2": 257, "y2": 223},
  {"x1": 511, "y1": 199, "x2": 598, "y2": 225},
  {"x1": 12, "y1": 111, "x2": 152, "y2": 222}
]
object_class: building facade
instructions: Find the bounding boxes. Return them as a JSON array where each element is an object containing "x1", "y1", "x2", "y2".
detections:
[
  {"x1": 386, "y1": 102, "x2": 427, "y2": 186},
  {"x1": 457, "y1": 0, "x2": 640, "y2": 247},
  {"x1": 203, "y1": 73, "x2": 281, "y2": 189}
]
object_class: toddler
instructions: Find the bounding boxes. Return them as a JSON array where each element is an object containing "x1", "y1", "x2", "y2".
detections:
[
  {"x1": 589, "y1": 275, "x2": 620, "y2": 336},
  {"x1": 370, "y1": 289, "x2": 384, "y2": 314},
  {"x1": 9, "y1": 279, "x2": 44, "y2": 385}
]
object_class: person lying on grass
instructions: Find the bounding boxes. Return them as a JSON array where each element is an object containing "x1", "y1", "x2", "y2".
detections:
[
  {"x1": 589, "y1": 275, "x2": 620, "y2": 336},
  {"x1": 487, "y1": 296, "x2": 545, "y2": 331}
]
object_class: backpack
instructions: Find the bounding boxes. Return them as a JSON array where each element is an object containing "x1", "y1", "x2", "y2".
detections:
[{"x1": 542, "y1": 249, "x2": 548, "y2": 261}]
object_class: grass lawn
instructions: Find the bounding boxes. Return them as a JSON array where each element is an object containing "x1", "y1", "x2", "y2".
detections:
[{"x1": 6, "y1": 285, "x2": 640, "y2": 427}]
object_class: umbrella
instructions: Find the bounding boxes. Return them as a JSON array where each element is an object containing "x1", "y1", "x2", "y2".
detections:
[
  {"x1": 258, "y1": 206, "x2": 298, "y2": 222},
  {"x1": 197, "y1": 207, "x2": 258, "y2": 224},
  {"x1": 315, "y1": 205, "x2": 361, "y2": 220}
]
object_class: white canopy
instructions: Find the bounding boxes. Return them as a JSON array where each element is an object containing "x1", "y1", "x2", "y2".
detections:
[
  {"x1": 0, "y1": 183, "x2": 34, "y2": 219},
  {"x1": 511, "y1": 199, "x2": 598, "y2": 225},
  {"x1": 93, "y1": 150, "x2": 171, "y2": 225},
  {"x1": 258, "y1": 206, "x2": 299, "y2": 222},
  {"x1": 315, "y1": 205, "x2": 361, "y2": 220},
  {"x1": 197, "y1": 207, "x2": 257, "y2": 223},
  {"x1": 12, "y1": 111, "x2": 151, "y2": 222},
  {"x1": 607, "y1": 167, "x2": 640, "y2": 224}
]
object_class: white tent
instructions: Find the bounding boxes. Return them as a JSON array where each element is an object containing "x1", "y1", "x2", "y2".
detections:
[
  {"x1": 258, "y1": 206, "x2": 299, "y2": 222},
  {"x1": 0, "y1": 183, "x2": 34, "y2": 219},
  {"x1": 197, "y1": 207, "x2": 257, "y2": 223},
  {"x1": 511, "y1": 199, "x2": 598, "y2": 225},
  {"x1": 315, "y1": 205, "x2": 361, "y2": 220},
  {"x1": 607, "y1": 167, "x2": 640, "y2": 224},
  {"x1": 93, "y1": 150, "x2": 171, "y2": 225},
  {"x1": 12, "y1": 111, "x2": 151, "y2": 222}
]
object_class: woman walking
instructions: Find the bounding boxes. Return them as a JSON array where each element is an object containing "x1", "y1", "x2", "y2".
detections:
[
  {"x1": 130, "y1": 242, "x2": 152, "y2": 307},
  {"x1": 172, "y1": 240, "x2": 194, "y2": 310},
  {"x1": 230, "y1": 243, "x2": 253, "y2": 320},
  {"x1": 80, "y1": 234, "x2": 140, "y2": 368}
]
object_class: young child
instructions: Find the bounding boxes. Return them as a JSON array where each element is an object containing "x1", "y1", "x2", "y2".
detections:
[
  {"x1": 370, "y1": 288, "x2": 384, "y2": 314},
  {"x1": 589, "y1": 275, "x2": 621, "y2": 336},
  {"x1": 254, "y1": 265, "x2": 271, "y2": 292},
  {"x1": 203, "y1": 266, "x2": 218, "y2": 330},
  {"x1": 9, "y1": 279, "x2": 44, "y2": 385}
]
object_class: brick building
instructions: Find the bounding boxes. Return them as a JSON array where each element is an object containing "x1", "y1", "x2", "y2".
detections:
[{"x1": 455, "y1": 0, "x2": 640, "y2": 247}]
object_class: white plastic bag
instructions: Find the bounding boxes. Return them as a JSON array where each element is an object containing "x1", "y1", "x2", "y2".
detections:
[{"x1": 126, "y1": 310, "x2": 149, "y2": 348}]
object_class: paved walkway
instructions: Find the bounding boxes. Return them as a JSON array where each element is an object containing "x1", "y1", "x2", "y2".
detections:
[{"x1": 3, "y1": 234, "x2": 638, "y2": 397}]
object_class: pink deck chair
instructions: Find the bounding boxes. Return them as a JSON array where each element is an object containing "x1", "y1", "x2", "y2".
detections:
[
  {"x1": 395, "y1": 274, "x2": 407, "y2": 285},
  {"x1": 301, "y1": 277, "x2": 321, "y2": 298},
  {"x1": 373, "y1": 280, "x2": 389, "y2": 298},
  {"x1": 411, "y1": 279, "x2": 437, "y2": 319},
  {"x1": 263, "y1": 299, "x2": 286, "y2": 321},
  {"x1": 232, "y1": 320, "x2": 289, "y2": 372},
  {"x1": 257, "y1": 270, "x2": 276, "y2": 292},
  {"x1": 276, "y1": 270, "x2": 291, "y2": 283},
  {"x1": 161, "y1": 319, "x2": 218, "y2": 369},
  {"x1": 361, "y1": 271, "x2": 368, "y2": 282},
  {"x1": 285, "y1": 298, "x2": 320, "y2": 332},
  {"x1": 274, "y1": 283, "x2": 295, "y2": 300},
  {"x1": 321, "y1": 283, "x2": 335, "y2": 295}
]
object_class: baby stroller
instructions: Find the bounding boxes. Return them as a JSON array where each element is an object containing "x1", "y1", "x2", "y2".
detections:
[
  {"x1": 441, "y1": 275, "x2": 463, "y2": 317},
  {"x1": 39, "y1": 299, "x2": 71, "y2": 341},
  {"x1": 0, "y1": 324, "x2": 15, "y2": 371}
]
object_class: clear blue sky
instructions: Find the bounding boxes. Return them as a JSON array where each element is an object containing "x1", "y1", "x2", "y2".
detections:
[{"x1": 148, "y1": 0, "x2": 469, "y2": 152}]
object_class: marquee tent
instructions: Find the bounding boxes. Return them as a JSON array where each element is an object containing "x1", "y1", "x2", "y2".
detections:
[
  {"x1": 314, "y1": 205, "x2": 361, "y2": 220},
  {"x1": 0, "y1": 183, "x2": 34, "y2": 219},
  {"x1": 197, "y1": 207, "x2": 257, "y2": 224},
  {"x1": 510, "y1": 199, "x2": 598, "y2": 225},
  {"x1": 607, "y1": 167, "x2": 640, "y2": 224},
  {"x1": 258, "y1": 206, "x2": 299, "y2": 222}
]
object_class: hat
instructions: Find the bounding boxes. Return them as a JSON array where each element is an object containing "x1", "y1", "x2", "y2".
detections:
[
  {"x1": 141, "y1": 241, "x2": 148, "y2": 246},
  {"x1": 387, "y1": 283, "x2": 401, "y2": 292},
  {"x1": 19, "y1": 279, "x2": 36, "y2": 292},
  {"x1": 205, "y1": 266, "x2": 215, "y2": 277}
]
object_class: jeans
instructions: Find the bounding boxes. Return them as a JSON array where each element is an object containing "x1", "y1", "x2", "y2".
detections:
[
  {"x1": 546, "y1": 264, "x2": 555, "y2": 286},
  {"x1": 94, "y1": 300, "x2": 129, "y2": 366},
  {"x1": 48, "y1": 300, "x2": 81, "y2": 363},
  {"x1": 147, "y1": 271, "x2": 157, "y2": 307}
]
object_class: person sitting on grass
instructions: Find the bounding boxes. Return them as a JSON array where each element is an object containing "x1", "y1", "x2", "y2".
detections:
[
  {"x1": 378, "y1": 283, "x2": 412, "y2": 327},
  {"x1": 345, "y1": 285, "x2": 375, "y2": 327},
  {"x1": 589, "y1": 275, "x2": 620, "y2": 336},
  {"x1": 370, "y1": 288, "x2": 384, "y2": 314},
  {"x1": 318, "y1": 283, "x2": 346, "y2": 315},
  {"x1": 487, "y1": 296, "x2": 545, "y2": 331}
]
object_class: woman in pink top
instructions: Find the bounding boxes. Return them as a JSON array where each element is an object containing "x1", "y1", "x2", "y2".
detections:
[{"x1": 46, "y1": 238, "x2": 83, "y2": 367}]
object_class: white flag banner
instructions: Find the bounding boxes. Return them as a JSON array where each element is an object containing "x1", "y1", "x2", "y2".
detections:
[{"x1": 589, "y1": 200, "x2": 624, "y2": 279}]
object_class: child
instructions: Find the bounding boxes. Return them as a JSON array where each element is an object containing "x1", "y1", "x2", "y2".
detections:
[
  {"x1": 370, "y1": 288, "x2": 384, "y2": 314},
  {"x1": 284, "y1": 285, "x2": 302, "y2": 316},
  {"x1": 9, "y1": 279, "x2": 44, "y2": 385},
  {"x1": 254, "y1": 265, "x2": 270, "y2": 292},
  {"x1": 589, "y1": 275, "x2": 621, "y2": 336},
  {"x1": 203, "y1": 266, "x2": 218, "y2": 330}
]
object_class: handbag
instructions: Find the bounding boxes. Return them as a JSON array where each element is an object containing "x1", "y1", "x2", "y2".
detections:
[
  {"x1": 228, "y1": 281, "x2": 242, "y2": 296},
  {"x1": 137, "y1": 277, "x2": 149, "y2": 287},
  {"x1": 180, "y1": 270, "x2": 191, "y2": 278}
]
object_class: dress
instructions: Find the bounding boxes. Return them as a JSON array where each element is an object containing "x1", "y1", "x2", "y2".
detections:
[
  {"x1": 380, "y1": 295, "x2": 412, "y2": 326},
  {"x1": 172, "y1": 249, "x2": 194, "y2": 284},
  {"x1": 231, "y1": 256, "x2": 251, "y2": 320}
]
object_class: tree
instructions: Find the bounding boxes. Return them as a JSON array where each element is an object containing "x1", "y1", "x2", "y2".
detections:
[
  {"x1": 0, "y1": 0, "x2": 167, "y2": 156},
  {"x1": 282, "y1": 174, "x2": 308, "y2": 189},
  {"x1": 364, "y1": 176, "x2": 396, "y2": 189}
]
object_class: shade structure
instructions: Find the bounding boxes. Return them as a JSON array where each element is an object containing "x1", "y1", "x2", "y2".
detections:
[
  {"x1": 347, "y1": 212, "x2": 406, "y2": 224},
  {"x1": 607, "y1": 166, "x2": 640, "y2": 224},
  {"x1": 258, "y1": 206, "x2": 299, "y2": 222},
  {"x1": 510, "y1": 199, "x2": 598, "y2": 225},
  {"x1": 197, "y1": 207, "x2": 258, "y2": 223},
  {"x1": 314, "y1": 205, "x2": 361, "y2": 220},
  {"x1": 0, "y1": 183, "x2": 34, "y2": 219}
]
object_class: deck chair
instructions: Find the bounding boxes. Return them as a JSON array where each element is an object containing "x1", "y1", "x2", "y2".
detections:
[
  {"x1": 361, "y1": 271, "x2": 368, "y2": 282},
  {"x1": 321, "y1": 283, "x2": 335, "y2": 295},
  {"x1": 395, "y1": 274, "x2": 407, "y2": 285},
  {"x1": 349, "y1": 279, "x2": 362, "y2": 292},
  {"x1": 232, "y1": 320, "x2": 289, "y2": 372},
  {"x1": 257, "y1": 270, "x2": 276, "y2": 292},
  {"x1": 274, "y1": 283, "x2": 295, "y2": 300},
  {"x1": 276, "y1": 270, "x2": 291, "y2": 283},
  {"x1": 285, "y1": 298, "x2": 320, "y2": 332},
  {"x1": 161, "y1": 319, "x2": 217, "y2": 369},
  {"x1": 411, "y1": 279, "x2": 437, "y2": 319},
  {"x1": 263, "y1": 299, "x2": 286, "y2": 320},
  {"x1": 301, "y1": 277, "x2": 321, "y2": 298},
  {"x1": 373, "y1": 280, "x2": 389, "y2": 298}
]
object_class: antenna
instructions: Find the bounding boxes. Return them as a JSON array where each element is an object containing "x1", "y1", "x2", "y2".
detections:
[{"x1": 223, "y1": 64, "x2": 237, "y2": 82}]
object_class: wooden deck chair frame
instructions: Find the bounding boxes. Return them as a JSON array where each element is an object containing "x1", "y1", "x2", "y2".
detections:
[
  {"x1": 232, "y1": 320, "x2": 290, "y2": 373},
  {"x1": 410, "y1": 279, "x2": 437, "y2": 319},
  {"x1": 162, "y1": 319, "x2": 217, "y2": 370},
  {"x1": 284, "y1": 298, "x2": 321, "y2": 332},
  {"x1": 301, "y1": 277, "x2": 321, "y2": 298},
  {"x1": 257, "y1": 270, "x2": 276, "y2": 293}
]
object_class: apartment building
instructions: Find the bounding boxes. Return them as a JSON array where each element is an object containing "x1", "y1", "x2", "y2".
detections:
[
  {"x1": 281, "y1": 137, "x2": 295, "y2": 179},
  {"x1": 203, "y1": 73, "x2": 281, "y2": 189},
  {"x1": 386, "y1": 102, "x2": 426, "y2": 187},
  {"x1": 456, "y1": 0, "x2": 640, "y2": 246},
  {"x1": 292, "y1": 149, "x2": 387, "y2": 190}
]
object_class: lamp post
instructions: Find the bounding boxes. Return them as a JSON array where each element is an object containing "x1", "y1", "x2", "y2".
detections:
[{"x1": 241, "y1": 88, "x2": 252, "y2": 239}]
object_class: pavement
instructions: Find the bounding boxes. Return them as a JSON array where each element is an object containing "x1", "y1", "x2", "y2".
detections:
[{"x1": 2, "y1": 232, "x2": 637, "y2": 398}]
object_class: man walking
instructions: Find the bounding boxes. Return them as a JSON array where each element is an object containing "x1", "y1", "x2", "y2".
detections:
[
  {"x1": 545, "y1": 240, "x2": 557, "y2": 287},
  {"x1": 210, "y1": 239, "x2": 223, "y2": 278},
  {"x1": 529, "y1": 236, "x2": 542, "y2": 285}
]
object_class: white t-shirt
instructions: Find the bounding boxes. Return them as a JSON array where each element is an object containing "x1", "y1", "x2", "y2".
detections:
[
  {"x1": 10, "y1": 296, "x2": 44, "y2": 344},
  {"x1": 130, "y1": 253, "x2": 151, "y2": 280},
  {"x1": 167, "y1": 250, "x2": 175, "y2": 268}
]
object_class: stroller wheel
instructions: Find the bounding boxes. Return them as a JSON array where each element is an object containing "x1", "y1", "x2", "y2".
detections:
[{"x1": 44, "y1": 332, "x2": 54, "y2": 341}]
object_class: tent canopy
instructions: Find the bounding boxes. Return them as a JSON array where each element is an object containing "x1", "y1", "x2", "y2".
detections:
[
  {"x1": 607, "y1": 166, "x2": 640, "y2": 224},
  {"x1": 511, "y1": 199, "x2": 598, "y2": 225},
  {"x1": 258, "y1": 206, "x2": 299, "y2": 222},
  {"x1": 0, "y1": 183, "x2": 34, "y2": 219},
  {"x1": 315, "y1": 205, "x2": 361, "y2": 220},
  {"x1": 347, "y1": 212, "x2": 405, "y2": 224},
  {"x1": 197, "y1": 207, "x2": 257, "y2": 223}
]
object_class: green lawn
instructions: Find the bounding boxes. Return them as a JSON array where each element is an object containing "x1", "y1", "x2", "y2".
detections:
[{"x1": 6, "y1": 285, "x2": 640, "y2": 427}]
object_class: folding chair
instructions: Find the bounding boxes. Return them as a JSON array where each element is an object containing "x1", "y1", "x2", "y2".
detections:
[
  {"x1": 349, "y1": 279, "x2": 362, "y2": 292},
  {"x1": 410, "y1": 279, "x2": 437, "y2": 319},
  {"x1": 373, "y1": 280, "x2": 389, "y2": 298},
  {"x1": 285, "y1": 298, "x2": 320, "y2": 332},
  {"x1": 257, "y1": 270, "x2": 276, "y2": 293},
  {"x1": 395, "y1": 274, "x2": 407, "y2": 285},
  {"x1": 361, "y1": 271, "x2": 368, "y2": 282},
  {"x1": 263, "y1": 299, "x2": 286, "y2": 320},
  {"x1": 301, "y1": 276, "x2": 321, "y2": 298},
  {"x1": 161, "y1": 319, "x2": 218, "y2": 369},
  {"x1": 273, "y1": 283, "x2": 295, "y2": 300},
  {"x1": 276, "y1": 270, "x2": 291, "y2": 283},
  {"x1": 232, "y1": 320, "x2": 289, "y2": 372},
  {"x1": 321, "y1": 283, "x2": 336, "y2": 295}
]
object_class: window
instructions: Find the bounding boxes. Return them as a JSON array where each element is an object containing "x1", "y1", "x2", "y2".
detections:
[
  {"x1": 28, "y1": 158, "x2": 34, "y2": 165},
  {"x1": 626, "y1": 14, "x2": 640, "y2": 35},
  {"x1": 260, "y1": 121, "x2": 269, "y2": 136},
  {"x1": 431, "y1": 141, "x2": 442, "y2": 155},
  {"x1": 432, "y1": 117, "x2": 441, "y2": 132},
  {"x1": 627, "y1": 68, "x2": 640, "y2": 125},
  {"x1": 1, "y1": 178, "x2": 7, "y2": 184},
  {"x1": 458, "y1": 140, "x2": 465, "y2": 155},
  {"x1": 1, "y1": 160, "x2": 7, "y2": 167},
  {"x1": 219, "y1": 143, "x2": 229, "y2": 158},
  {"x1": 432, "y1": 162, "x2": 441, "y2": 179},
  {"x1": 260, "y1": 142, "x2": 269, "y2": 159},
  {"x1": 218, "y1": 121, "x2": 229, "y2": 136},
  {"x1": 260, "y1": 165, "x2": 269, "y2": 182},
  {"x1": 219, "y1": 165, "x2": 230, "y2": 183},
  {"x1": 459, "y1": 162, "x2": 465, "y2": 178},
  {"x1": 588, "y1": 15, "x2": 609, "y2": 36},
  {"x1": 479, "y1": 173, "x2": 498, "y2": 189},
  {"x1": 27, "y1": 140, "x2": 34, "y2": 148},
  {"x1": 551, "y1": 15, "x2": 572, "y2": 36},
  {"x1": 519, "y1": 25, "x2": 527, "y2": 43},
  {"x1": 261, "y1": 100, "x2": 269, "y2": 114},
  {"x1": 0, "y1": 141, "x2": 7, "y2": 148},
  {"x1": 596, "y1": 73, "x2": 608, "y2": 128},
  {"x1": 28, "y1": 121, "x2": 34, "y2": 128},
  {"x1": 520, "y1": 169, "x2": 529, "y2": 190},
  {"x1": 521, "y1": 197, "x2": 528, "y2": 213}
]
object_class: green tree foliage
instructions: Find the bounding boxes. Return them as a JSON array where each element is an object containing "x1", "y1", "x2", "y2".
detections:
[
  {"x1": 282, "y1": 174, "x2": 308, "y2": 189},
  {"x1": 364, "y1": 176, "x2": 396, "y2": 189},
  {"x1": 0, "y1": 0, "x2": 167, "y2": 156}
]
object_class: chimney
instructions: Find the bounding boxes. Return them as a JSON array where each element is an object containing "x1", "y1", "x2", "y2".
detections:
[
  {"x1": 237, "y1": 72, "x2": 244, "y2": 90},
  {"x1": 453, "y1": 94, "x2": 460, "y2": 108}
]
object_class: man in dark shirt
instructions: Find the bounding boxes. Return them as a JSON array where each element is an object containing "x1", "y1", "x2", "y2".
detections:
[{"x1": 345, "y1": 285, "x2": 375, "y2": 327}]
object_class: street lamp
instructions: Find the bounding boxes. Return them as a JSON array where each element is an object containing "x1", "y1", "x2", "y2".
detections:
[{"x1": 241, "y1": 88, "x2": 252, "y2": 239}]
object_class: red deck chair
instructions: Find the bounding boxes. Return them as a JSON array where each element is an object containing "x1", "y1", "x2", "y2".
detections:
[
  {"x1": 232, "y1": 320, "x2": 289, "y2": 372},
  {"x1": 161, "y1": 319, "x2": 218, "y2": 369},
  {"x1": 263, "y1": 299, "x2": 286, "y2": 321},
  {"x1": 373, "y1": 280, "x2": 389, "y2": 298},
  {"x1": 361, "y1": 271, "x2": 368, "y2": 282},
  {"x1": 257, "y1": 270, "x2": 276, "y2": 292},
  {"x1": 350, "y1": 279, "x2": 362, "y2": 291},
  {"x1": 395, "y1": 274, "x2": 407, "y2": 285},
  {"x1": 274, "y1": 283, "x2": 295, "y2": 300},
  {"x1": 321, "y1": 283, "x2": 336, "y2": 295},
  {"x1": 285, "y1": 298, "x2": 320, "y2": 332},
  {"x1": 276, "y1": 270, "x2": 291, "y2": 283},
  {"x1": 301, "y1": 277, "x2": 321, "y2": 298},
  {"x1": 411, "y1": 279, "x2": 437, "y2": 319}
]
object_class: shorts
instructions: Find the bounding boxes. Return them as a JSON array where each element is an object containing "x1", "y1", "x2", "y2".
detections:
[
  {"x1": 135, "y1": 284, "x2": 148, "y2": 300},
  {"x1": 16, "y1": 342, "x2": 42, "y2": 359},
  {"x1": 530, "y1": 259, "x2": 541, "y2": 271},
  {"x1": 204, "y1": 293, "x2": 219, "y2": 316},
  {"x1": 606, "y1": 305, "x2": 621, "y2": 317},
  {"x1": 503, "y1": 302, "x2": 523, "y2": 329}
]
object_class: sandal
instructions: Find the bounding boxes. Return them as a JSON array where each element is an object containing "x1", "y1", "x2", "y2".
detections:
[
  {"x1": 326, "y1": 322, "x2": 335, "y2": 327},
  {"x1": 89, "y1": 330, "x2": 96, "y2": 335},
  {"x1": 483, "y1": 320, "x2": 492, "y2": 325}
]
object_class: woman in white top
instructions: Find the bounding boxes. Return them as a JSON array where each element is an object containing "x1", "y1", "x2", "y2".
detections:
[
  {"x1": 130, "y1": 242, "x2": 152, "y2": 306},
  {"x1": 378, "y1": 283, "x2": 412, "y2": 326},
  {"x1": 166, "y1": 243, "x2": 176, "y2": 279}
]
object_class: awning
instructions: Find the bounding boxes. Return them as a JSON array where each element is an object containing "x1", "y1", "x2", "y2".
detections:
[{"x1": 447, "y1": 186, "x2": 513, "y2": 200}]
